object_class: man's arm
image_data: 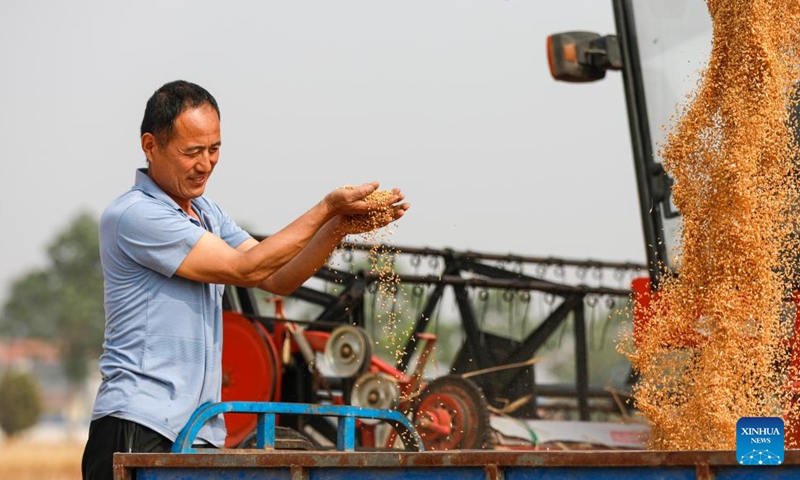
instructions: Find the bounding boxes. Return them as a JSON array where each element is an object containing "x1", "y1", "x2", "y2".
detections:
[
  {"x1": 174, "y1": 182, "x2": 408, "y2": 291},
  {"x1": 235, "y1": 216, "x2": 345, "y2": 295}
]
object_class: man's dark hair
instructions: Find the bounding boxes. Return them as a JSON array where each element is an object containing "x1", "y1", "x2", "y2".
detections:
[{"x1": 140, "y1": 80, "x2": 220, "y2": 145}]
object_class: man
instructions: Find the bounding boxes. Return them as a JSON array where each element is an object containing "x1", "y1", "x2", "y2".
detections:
[{"x1": 81, "y1": 80, "x2": 409, "y2": 479}]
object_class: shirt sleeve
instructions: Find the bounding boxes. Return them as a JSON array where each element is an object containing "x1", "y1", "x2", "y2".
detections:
[
  {"x1": 116, "y1": 201, "x2": 206, "y2": 278},
  {"x1": 202, "y1": 198, "x2": 252, "y2": 249}
]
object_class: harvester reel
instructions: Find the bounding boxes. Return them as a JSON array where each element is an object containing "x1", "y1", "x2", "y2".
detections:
[
  {"x1": 324, "y1": 325, "x2": 373, "y2": 378},
  {"x1": 412, "y1": 374, "x2": 491, "y2": 451},
  {"x1": 351, "y1": 372, "x2": 400, "y2": 423}
]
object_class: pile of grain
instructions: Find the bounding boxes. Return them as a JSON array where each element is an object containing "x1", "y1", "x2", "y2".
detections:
[
  {"x1": 621, "y1": 0, "x2": 800, "y2": 449},
  {"x1": 339, "y1": 187, "x2": 396, "y2": 235}
]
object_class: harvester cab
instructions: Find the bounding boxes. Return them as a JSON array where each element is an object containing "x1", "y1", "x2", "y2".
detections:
[
  {"x1": 548, "y1": 0, "x2": 712, "y2": 280},
  {"x1": 547, "y1": 1, "x2": 714, "y2": 351}
]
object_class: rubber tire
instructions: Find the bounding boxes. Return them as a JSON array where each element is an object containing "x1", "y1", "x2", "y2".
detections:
[{"x1": 411, "y1": 374, "x2": 492, "y2": 450}]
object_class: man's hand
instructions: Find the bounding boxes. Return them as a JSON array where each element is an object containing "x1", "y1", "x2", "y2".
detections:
[{"x1": 327, "y1": 182, "x2": 409, "y2": 235}]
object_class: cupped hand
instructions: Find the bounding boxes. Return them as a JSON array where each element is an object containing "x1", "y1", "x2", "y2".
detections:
[
  {"x1": 325, "y1": 182, "x2": 407, "y2": 216},
  {"x1": 325, "y1": 182, "x2": 409, "y2": 235}
]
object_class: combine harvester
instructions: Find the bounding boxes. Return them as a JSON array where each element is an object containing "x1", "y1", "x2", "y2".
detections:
[{"x1": 115, "y1": 0, "x2": 800, "y2": 477}]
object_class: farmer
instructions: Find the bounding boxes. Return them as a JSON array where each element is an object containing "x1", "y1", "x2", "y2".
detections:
[{"x1": 81, "y1": 79, "x2": 409, "y2": 480}]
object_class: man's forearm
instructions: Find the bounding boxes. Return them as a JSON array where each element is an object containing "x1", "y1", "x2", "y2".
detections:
[{"x1": 256, "y1": 217, "x2": 346, "y2": 295}]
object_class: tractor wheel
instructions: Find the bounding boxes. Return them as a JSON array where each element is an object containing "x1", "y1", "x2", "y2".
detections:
[{"x1": 411, "y1": 374, "x2": 491, "y2": 450}]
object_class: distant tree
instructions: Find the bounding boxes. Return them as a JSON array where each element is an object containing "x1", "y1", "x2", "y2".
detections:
[
  {"x1": 0, "y1": 369, "x2": 43, "y2": 438},
  {"x1": 0, "y1": 211, "x2": 105, "y2": 385}
]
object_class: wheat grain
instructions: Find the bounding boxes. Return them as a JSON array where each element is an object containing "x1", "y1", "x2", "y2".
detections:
[{"x1": 619, "y1": 0, "x2": 800, "y2": 450}]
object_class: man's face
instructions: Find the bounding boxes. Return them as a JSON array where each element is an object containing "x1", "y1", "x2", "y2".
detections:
[{"x1": 142, "y1": 104, "x2": 221, "y2": 211}]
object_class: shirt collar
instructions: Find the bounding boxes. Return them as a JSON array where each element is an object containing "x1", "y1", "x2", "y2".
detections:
[
  {"x1": 133, "y1": 168, "x2": 208, "y2": 227},
  {"x1": 133, "y1": 168, "x2": 181, "y2": 209}
]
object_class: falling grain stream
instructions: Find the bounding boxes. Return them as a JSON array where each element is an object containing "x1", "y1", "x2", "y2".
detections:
[{"x1": 621, "y1": 0, "x2": 800, "y2": 450}]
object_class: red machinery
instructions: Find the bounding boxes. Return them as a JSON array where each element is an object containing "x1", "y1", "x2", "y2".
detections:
[{"x1": 220, "y1": 298, "x2": 491, "y2": 450}]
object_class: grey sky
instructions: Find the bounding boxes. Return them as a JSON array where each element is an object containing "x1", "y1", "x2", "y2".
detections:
[{"x1": 0, "y1": 0, "x2": 641, "y2": 307}]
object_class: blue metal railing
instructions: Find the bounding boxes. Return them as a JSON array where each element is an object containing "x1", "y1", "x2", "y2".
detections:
[{"x1": 172, "y1": 401, "x2": 424, "y2": 453}]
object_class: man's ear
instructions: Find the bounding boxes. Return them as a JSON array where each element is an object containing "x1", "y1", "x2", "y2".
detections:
[{"x1": 141, "y1": 133, "x2": 157, "y2": 162}]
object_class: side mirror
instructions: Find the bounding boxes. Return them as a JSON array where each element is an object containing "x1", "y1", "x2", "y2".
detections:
[{"x1": 547, "y1": 32, "x2": 622, "y2": 83}]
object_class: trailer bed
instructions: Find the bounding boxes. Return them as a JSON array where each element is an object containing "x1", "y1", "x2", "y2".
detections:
[{"x1": 114, "y1": 449, "x2": 800, "y2": 479}]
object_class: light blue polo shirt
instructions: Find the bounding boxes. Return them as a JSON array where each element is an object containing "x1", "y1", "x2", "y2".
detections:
[{"x1": 92, "y1": 168, "x2": 251, "y2": 446}]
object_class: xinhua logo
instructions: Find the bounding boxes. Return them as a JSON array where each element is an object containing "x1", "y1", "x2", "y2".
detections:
[{"x1": 736, "y1": 417, "x2": 784, "y2": 466}]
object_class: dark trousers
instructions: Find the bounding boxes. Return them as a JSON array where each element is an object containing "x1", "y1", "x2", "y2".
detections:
[{"x1": 81, "y1": 415, "x2": 173, "y2": 480}]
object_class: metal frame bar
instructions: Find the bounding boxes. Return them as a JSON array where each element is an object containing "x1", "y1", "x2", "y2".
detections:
[
  {"x1": 612, "y1": 0, "x2": 667, "y2": 284},
  {"x1": 172, "y1": 401, "x2": 424, "y2": 454}
]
